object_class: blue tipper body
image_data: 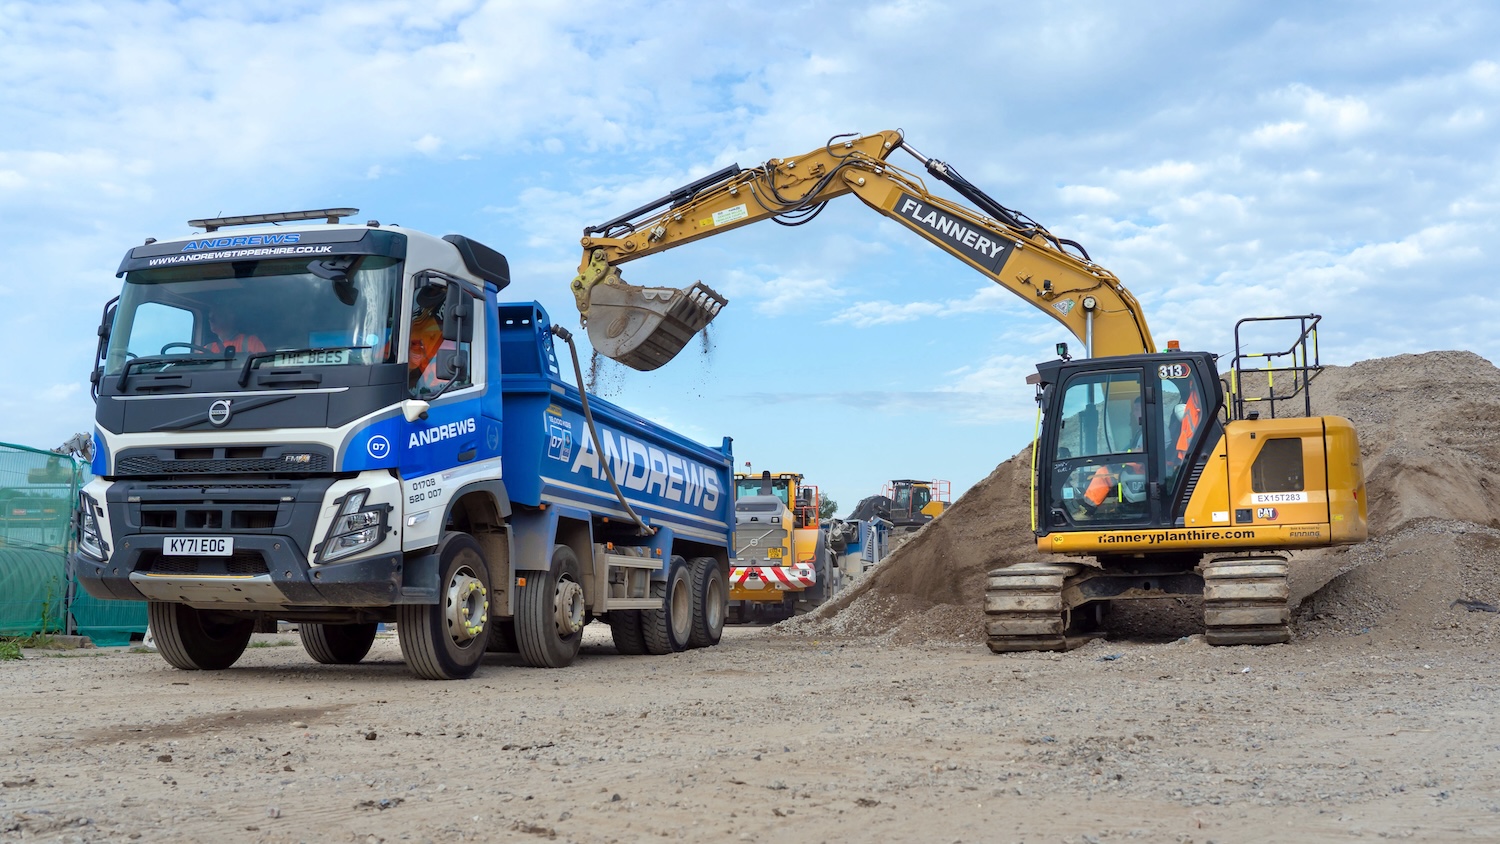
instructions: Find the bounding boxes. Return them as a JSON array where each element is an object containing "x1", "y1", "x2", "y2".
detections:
[{"x1": 492, "y1": 302, "x2": 733, "y2": 571}]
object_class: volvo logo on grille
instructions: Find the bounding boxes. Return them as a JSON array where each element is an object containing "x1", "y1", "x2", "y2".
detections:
[{"x1": 208, "y1": 399, "x2": 233, "y2": 427}]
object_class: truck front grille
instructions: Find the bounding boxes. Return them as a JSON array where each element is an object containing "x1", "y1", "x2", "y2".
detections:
[
  {"x1": 138, "y1": 549, "x2": 270, "y2": 576},
  {"x1": 734, "y1": 526, "x2": 789, "y2": 561},
  {"x1": 118, "y1": 454, "x2": 331, "y2": 475}
]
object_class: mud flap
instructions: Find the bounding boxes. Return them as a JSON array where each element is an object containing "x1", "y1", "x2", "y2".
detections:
[{"x1": 584, "y1": 279, "x2": 726, "y2": 371}]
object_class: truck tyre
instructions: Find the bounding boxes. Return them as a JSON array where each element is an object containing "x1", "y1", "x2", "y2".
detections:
[
  {"x1": 687, "y1": 556, "x2": 727, "y2": 649},
  {"x1": 486, "y1": 619, "x2": 519, "y2": 653},
  {"x1": 397, "y1": 532, "x2": 491, "y2": 680},
  {"x1": 609, "y1": 610, "x2": 648, "y2": 655},
  {"x1": 643, "y1": 556, "x2": 692, "y2": 654},
  {"x1": 148, "y1": 601, "x2": 254, "y2": 671},
  {"x1": 515, "y1": 545, "x2": 586, "y2": 668},
  {"x1": 300, "y1": 622, "x2": 378, "y2": 665}
]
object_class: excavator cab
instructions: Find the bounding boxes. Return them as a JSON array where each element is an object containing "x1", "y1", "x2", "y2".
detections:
[{"x1": 1035, "y1": 352, "x2": 1222, "y2": 532}]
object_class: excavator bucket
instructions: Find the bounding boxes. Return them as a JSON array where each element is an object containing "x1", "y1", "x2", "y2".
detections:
[{"x1": 584, "y1": 279, "x2": 727, "y2": 371}]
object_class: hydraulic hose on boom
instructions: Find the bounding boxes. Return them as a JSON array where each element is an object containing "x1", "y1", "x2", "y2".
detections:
[{"x1": 570, "y1": 130, "x2": 1154, "y2": 370}]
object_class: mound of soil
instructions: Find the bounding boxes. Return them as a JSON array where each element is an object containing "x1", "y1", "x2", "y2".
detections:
[{"x1": 784, "y1": 349, "x2": 1500, "y2": 646}]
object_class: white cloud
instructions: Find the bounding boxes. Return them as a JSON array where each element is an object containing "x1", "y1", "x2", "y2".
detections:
[
  {"x1": 1058, "y1": 184, "x2": 1120, "y2": 205},
  {"x1": 1247, "y1": 120, "x2": 1308, "y2": 147}
]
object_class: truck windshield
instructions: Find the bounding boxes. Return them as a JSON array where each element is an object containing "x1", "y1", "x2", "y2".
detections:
[
  {"x1": 104, "y1": 256, "x2": 401, "y2": 376},
  {"x1": 735, "y1": 478, "x2": 791, "y2": 505}
]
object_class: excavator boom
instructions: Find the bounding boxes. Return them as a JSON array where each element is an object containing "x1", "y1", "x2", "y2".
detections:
[{"x1": 572, "y1": 130, "x2": 1154, "y2": 369}]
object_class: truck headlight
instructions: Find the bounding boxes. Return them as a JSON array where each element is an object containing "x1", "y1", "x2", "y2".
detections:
[
  {"x1": 76, "y1": 492, "x2": 107, "y2": 561},
  {"x1": 316, "y1": 489, "x2": 391, "y2": 564}
]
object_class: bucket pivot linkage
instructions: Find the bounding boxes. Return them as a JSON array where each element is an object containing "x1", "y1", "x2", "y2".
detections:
[{"x1": 571, "y1": 250, "x2": 727, "y2": 371}]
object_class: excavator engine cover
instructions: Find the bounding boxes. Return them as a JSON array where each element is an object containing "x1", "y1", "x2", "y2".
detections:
[{"x1": 585, "y1": 280, "x2": 727, "y2": 371}]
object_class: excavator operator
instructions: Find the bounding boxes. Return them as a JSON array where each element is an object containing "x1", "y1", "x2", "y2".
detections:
[{"x1": 1079, "y1": 397, "x2": 1146, "y2": 517}]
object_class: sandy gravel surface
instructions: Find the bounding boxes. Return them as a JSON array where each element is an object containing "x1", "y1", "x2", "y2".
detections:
[{"x1": 4, "y1": 621, "x2": 1500, "y2": 844}]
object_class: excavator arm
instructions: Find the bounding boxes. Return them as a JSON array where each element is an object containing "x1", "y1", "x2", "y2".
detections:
[{"x1": 572, "y1": 130, "x2": 1154, "y2": 370}]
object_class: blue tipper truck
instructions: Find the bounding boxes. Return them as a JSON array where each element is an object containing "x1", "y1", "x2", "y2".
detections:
[{"x1": 71, "y1": 208, "x2": 733, "y2": 679}]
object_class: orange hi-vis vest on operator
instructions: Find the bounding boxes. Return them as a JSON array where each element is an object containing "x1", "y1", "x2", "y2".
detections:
[
  {"x1": 1175, "y1": 390, "x2": 1203, "y2": 460},
  {"x1": 209, "y1": 334, "x2": 266, "y2": 355}
]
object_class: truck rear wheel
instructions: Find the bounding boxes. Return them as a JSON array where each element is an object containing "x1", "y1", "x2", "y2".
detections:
[
  {"x1": 643, "y1": 556, "x2": 692, "y2": 654},
  {"x1": 486, "y1": 619, "x2": 519, "y2": 653},
  {"x1": 687, "y1": 556, "x2": 726, "y2": 649},
  {"x1": 398, "y1": 532, "x2": 491, "y2": 680},
  {"x1": 609, "y1": 610, "x2": 648, "y2": 655},
  {"x1": 300, "y1": 622, "x2": 378, "y2": 665},
  {"x1": 148, "y1": 601, "x2": 254, "y2": 671},
  {"x1": 515, "y1": 545, "x2": 586, "y2": 668}
]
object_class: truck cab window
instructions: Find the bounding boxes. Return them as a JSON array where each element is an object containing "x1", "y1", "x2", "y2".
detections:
[{"x1": 408, "y1": 283, "x2": 478, "y2": 398}]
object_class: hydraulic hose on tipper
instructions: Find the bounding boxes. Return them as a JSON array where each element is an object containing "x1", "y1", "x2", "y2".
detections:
[{"x1": 550, "y1": 324, "x2": 652, "y2": 535}]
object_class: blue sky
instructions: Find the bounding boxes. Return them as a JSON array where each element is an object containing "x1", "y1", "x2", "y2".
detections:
[{"x1": 3, "y1": 1, "x2": 1497, "y2": 512}]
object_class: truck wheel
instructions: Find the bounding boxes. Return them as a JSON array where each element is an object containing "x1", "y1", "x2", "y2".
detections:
[
  {"x1": 300, "y1": 622, "x2": 378, "y2": 665},
  {"x1": 486, "y1": 619, "x2": 519, "y2": 653},
  {"x1": 610, "y1": 610, "x2": 648, "y2": 655},
  {"x1": 687, "y1": 556, "x2": 726, "y2": 649},
  {"x1": 148, "y1": 601, "x2": 254, "y2": 671},
  {"x1": 643, "y1": 556, "x2": 692, "y2": 654},
  {"x1": 515, "y1": 545, "x2": 586, "y2": 668},
  {"x1": 397, "y1": 532, "x2": 490, "y2": 680}
]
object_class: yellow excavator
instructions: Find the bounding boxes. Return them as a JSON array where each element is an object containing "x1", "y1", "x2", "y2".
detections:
[{"x1": 569, "y1": 130, "x2": 1368, "y2": 650}]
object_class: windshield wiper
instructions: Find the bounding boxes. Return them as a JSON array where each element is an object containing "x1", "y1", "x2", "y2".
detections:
[
  {"x1": 238, "y1": 346, "x2": 372, "y2": 387},
  {"x1": 118, "y1": 353, "x2": 233, "y2": 390}
]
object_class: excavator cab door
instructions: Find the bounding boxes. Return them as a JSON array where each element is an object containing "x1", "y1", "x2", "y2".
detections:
[{"x1": 1043, "y1": 368, "x2": 1151, "y2": 529}]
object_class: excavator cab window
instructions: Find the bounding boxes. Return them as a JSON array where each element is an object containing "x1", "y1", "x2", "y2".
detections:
[
  {"x1": 1158, "y1": 363, "x2": 1207, "y2": 491},
  {"x1": 911, "y1": 485, "x2": 931, "y2": 513},
  {"x1": 1048, "y1": 370, "x2": 1149, "y2": 526}
]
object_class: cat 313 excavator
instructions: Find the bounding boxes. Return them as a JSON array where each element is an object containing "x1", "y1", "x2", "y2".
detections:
[{"x1": 567, "y1": 130, "x2": 1368, "y2": 650}]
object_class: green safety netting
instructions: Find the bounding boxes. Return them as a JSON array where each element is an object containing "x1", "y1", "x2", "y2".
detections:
[{"x1": 0, "y1": 442, "x2": 147, "y2": 646}]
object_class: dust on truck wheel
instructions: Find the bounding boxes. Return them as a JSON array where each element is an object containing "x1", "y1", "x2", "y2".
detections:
[
  {"x1": 515, "y1": 544, "x2": 587, "y2": 668},
  {"x1": 398, "y1": 532, "x2": 492, "y2": 680},
  {"x1": 148, "y1": 601, "x2": 255, "y2": 671}
]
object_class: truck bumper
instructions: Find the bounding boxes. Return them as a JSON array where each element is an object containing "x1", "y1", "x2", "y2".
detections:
[{"x1": 72, "y1": 535, "x2": 409, "y2": 608}]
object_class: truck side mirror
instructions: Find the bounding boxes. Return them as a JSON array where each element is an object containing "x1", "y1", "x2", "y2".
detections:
[
  {"x1": 436, "y1": 348, "x2": 469, "y2": 381},
  {"x1": 442, "y1": 283, "x2": 474, "y2": 343}
]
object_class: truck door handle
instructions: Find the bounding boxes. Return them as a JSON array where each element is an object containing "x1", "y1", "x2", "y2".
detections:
[{"x1": 457, "y1": 445, "x2": 477, "y2": 462}]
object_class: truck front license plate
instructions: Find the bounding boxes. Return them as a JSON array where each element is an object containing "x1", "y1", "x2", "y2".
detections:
[{"x1": 164, "y1": 536, "x2": 234, "y2": 556}]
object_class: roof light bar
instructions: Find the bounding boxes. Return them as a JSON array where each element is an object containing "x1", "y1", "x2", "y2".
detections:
[{"x1": 188, "y1": 208, "x2": 360, "y2": 232}]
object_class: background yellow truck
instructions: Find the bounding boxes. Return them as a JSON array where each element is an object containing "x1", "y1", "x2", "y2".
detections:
[{"x1": 728, "y1": 470, "x2": 837, "y2": 622}]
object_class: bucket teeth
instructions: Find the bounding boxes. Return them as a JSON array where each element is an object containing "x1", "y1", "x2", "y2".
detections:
[{"x1": 585, "y1": 281, "x2": 727, "y2": 371}]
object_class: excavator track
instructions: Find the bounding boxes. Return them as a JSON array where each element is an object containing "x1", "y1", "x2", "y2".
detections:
[
  {"x1": 1202, "y1": 557, "x2": 1291, "y2": 646},
  {"x1": 984, "y1": 562, "x2": 1088, "y2": 653}
]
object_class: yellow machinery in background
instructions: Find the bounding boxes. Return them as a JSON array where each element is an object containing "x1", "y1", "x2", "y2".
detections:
[{"x1": 728, "y1": 470, "x2": 838, "y2": 621}]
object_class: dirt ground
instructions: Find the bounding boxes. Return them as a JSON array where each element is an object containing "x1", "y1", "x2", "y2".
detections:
[
  {"x1": 5, "y1": 350, "x2": 1500, "y2": 843},
  {"x1": 2, "y1": 624, "x2": 1499, "y2": 843}
]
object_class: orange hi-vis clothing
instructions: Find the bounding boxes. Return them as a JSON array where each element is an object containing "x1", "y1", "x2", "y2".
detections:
[
  {"x1": 209, "y1": 333, "x2": 266, "y2": 355},
  {"x1": 1175, "y1": 391, "x2": 1203, "y2": 459},
  {"x1": 409, "y1": 315, "x2": 445, "y2": 393}
]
